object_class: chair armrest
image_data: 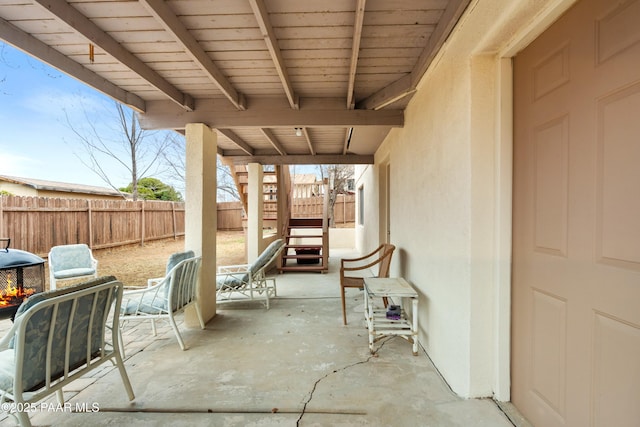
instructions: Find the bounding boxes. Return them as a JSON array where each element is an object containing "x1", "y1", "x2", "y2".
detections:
[
  {"x1": 147, "y1": 277, "x2": 163, "y2": 287},
  {"x1": 341, "y1": 257, "x2": 383, "y2": 272},
  {"x1": 340, "y1": 247, "x2": 382, "y2": 265},
  {"x1": 217, "y1": 264, "x2": 250, "y2": 274},
  {"x1": 123, "y1": 276, "x2": 168, "y2": 297},
  {"x1": 0, "y1": 322, "x2": 18, "y2": 351}
]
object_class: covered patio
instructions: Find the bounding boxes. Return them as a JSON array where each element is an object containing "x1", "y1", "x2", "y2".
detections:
[
  {"x1": 0, "y1": 251, "x2": 519, "y2": 426},
  {"x1": 5, "y1": 0, "x2": 637, "y2": 425}
]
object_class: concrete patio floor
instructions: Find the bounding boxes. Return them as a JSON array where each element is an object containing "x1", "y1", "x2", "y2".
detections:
[{"x1": 0, "y1": 250, "x2": 525, "y2": 426}]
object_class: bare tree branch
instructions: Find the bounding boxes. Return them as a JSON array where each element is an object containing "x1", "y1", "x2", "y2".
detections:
[{"x1": 64, "y1": 99, "x2": 175, "y2": 200}]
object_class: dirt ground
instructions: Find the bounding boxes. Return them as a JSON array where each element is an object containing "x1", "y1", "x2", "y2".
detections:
[{"x1": 46, "y1": 230, "x2": 246, "y2": 288}]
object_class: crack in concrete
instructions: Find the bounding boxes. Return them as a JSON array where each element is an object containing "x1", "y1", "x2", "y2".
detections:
[{"x1": 296, "y1": 337, "x2": 393, "y2": 426}]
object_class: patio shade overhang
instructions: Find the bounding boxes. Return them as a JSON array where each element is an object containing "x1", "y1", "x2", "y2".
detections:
[{"x1": 0, "y1": 0, "x2": 470, "y2": 165}]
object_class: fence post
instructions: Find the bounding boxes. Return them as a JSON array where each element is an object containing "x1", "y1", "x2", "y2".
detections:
[
  {"x1": 140, "y1": 200, "x2": 146, "y2": 247},
  {"x1": 172, "y1": 201, "x2": 177, "y2": 239},
  {"x1": 0, "y1": 196, "x2": 4, "y2": 237},
  {"x1": 87, "y1": 199, "x2": 93, "y2": 248},
  {"x1": 342, "y1": 194, "x2": 346, "y2": 224}
]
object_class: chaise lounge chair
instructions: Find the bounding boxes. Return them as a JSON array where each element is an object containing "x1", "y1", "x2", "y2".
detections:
[{"x1": 216, "y1": 239, "x2": 285, "y2": 309}]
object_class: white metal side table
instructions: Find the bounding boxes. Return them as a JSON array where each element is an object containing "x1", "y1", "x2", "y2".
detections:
[{"x1": 363, "y1": 277, "x2": 419, "y2": 355}]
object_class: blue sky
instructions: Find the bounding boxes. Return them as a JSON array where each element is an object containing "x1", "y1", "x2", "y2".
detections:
[
  {"x1": 0, "y1": 41, "x2": 175, "y2": 189},
  {"x1": 0, "y1": 42, "x2": 320, "y2": 195}
]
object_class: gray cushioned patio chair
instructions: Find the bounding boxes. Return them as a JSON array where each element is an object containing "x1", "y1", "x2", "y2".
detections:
[
  {"x1": 48, "y1": 244, "x2": 98, "y2": 290},
  {"x1": 120, "y1": 251, "x2": 204, "y2": 352},
  {"x1": 216, "y1": 239, "x2": 285, "y2": 309},
  {"x1": 0, "y1": 276, "x2": 134, "y2": 427}
]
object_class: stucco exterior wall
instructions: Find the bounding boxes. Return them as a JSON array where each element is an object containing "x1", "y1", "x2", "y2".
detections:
[
  {"x1": 354, "y1": 164, "x2": 380, "y2": 254},
  {"x1": 0, "y1": 182, "x2": 37, "y2": 196},
  {"x1": 355, "y1": 0, "x2": 579, "y2": 399},
  {"x1": 0, "y1": 182, "x2": 123, "y2": 200}
]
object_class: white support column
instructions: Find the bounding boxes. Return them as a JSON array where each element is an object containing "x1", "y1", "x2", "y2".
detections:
[
  {"x1": 247, "y1": 163, "x2": 263, "y2": 263},
  {"x1": 184, "y1": 123, "x2": 217, "y2": 325}
]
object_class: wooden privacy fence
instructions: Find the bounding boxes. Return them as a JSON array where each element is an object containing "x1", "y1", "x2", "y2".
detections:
[
  {"x1": 293, "y1": 194, "x2": 355, "y2": 223},
  {"x1": 0, "y1": 195, "x2": 354, "y2": 256},
  {"x1": 0, "y1": 196, "x2": 185, "y2": 257},
  {"x1": 216, "y1": 194, "x2": 355, "y2": 230},
  {"x1": 217, "y1": 201, "x2": 244, "y2": 231}
]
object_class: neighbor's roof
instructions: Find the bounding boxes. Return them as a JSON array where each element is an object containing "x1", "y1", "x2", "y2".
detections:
[
  {"x1": 292, "y1": 174, "x2": 320, "y2": 185},
  {"x1": 0, "y1": 175, "x2": 124, "y2": 197}
]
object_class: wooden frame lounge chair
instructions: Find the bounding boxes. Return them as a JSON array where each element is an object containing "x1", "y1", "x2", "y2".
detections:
[{"x1": 340, "y1": 243, "x2": 396, "y2": 325}]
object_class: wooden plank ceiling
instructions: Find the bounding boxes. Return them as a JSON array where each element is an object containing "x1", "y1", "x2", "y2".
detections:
[{"x1": 0, "y1": 0, "x2": 470, "y2": 165}]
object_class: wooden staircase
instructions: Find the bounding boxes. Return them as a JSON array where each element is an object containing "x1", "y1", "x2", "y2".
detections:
[
  {"x1": 279, "y1": 217, "x2": 329, "y2": 273},
  {"x1": 221, "y1": 157, "x2": 329, "y2": 273},
  {"x1": 221, "y1": 159, "x2": 279, "y2": 227}
]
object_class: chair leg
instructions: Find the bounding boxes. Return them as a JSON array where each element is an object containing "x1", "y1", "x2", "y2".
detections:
[
  {"x1": 14, "y1": 410, "x2": 31, "y2": 427},
  {"x1": 151, "y1": 319, "x2": 157, "y2": 336},
  {"x1": 56, "y1": 388, "x2": 64, "y2": 404},
  {"x1": 341, "y1": 285, "x2": 347, "y2": 325},
  {"x1": 118, "y1": 325, "x2": 126, "y2": 358},
  {"x1": 114, "y1": 351, "x2": 135, "y2": 401},
  {"x1": 194, "y1": 303, "x2": 205, "y2": 330},
  {"x1": 168, "y1": 314, "x2": 187, "y2": 350}
]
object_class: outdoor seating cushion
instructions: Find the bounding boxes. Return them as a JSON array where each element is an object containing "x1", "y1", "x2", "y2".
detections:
[
  {"x1": 163, "y1": 250, "x2": 195, "y2": 300},
  {"x1": 216, "y1": 270, "x2": 249, "y2": 289},
  {"x1": 122, "y1": 251, "x2": 196, "y2": 315},
  {"x1": 122, "y1": 292, "x2": 167, "y2": 315},
  {"x1": 49, "y1": 244, "x2": 96, "y2": 279},
  {"x1": 251, "y1": 239, "x2": 283, "y2": 274},
  {"x1": 216, "y1": 239, "x2": 282, "y2": 289},
  {"x1": 12, "y1": 275, "x2": 116, "y2": 322},
  {"x1": 53, "y1": 267, "x2": 96, "y2": 280},
  {"x1": 166, "y1": 250, "x2": 195, "y2": 274},
  {"x1": 2, "y1": 276, "x2": 117, "y2": 391}
]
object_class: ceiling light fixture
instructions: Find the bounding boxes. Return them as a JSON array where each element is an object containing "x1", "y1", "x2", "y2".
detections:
[{"x1": 295, "y1": 128, "x2": 302, "y2": 137}]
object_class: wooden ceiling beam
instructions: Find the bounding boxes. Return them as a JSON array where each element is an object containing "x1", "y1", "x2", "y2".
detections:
[
  {"x1": 32, "y1": 0, "x2": 194, "y2": 112},
  {"x1": 412, "y1": 0, "x2": 471, "y2": 82},
  {"x1": 0, "y1": 17, "x2": 145, "y2": 112},
  {"x1": 342, "y1": 127, "x2": 353, "y2": 155},
  {"x1": 260, "y1": 128, "x2": 287, "y2": 156},
  {"x1": 139, "y1": 0, "x2": 245, "y2": 111},
  {"x1": 217, "y1": 129, "x2": 254, "y2": 155},
  {"x1": 357, "y1": 0, "x2": 471, "y2": 110},
  {"x1": 346, "y1": 0, "x2": 366, "y2": 110},
  {"x1": 249, "y1": 0, "x2": 299, "y2": 110},
  {"x1": 357, "y1": 74, "x2": 416, "y2": 110},
  {"x1": 139, "y1": 99, "x2": 403, "y2": 129},
  {"x1": 223, "y1": 154, "x2": 374, "y2": 166},
  {"x1": 302, "y1": 128, "x2": 315, "y2": 156}
]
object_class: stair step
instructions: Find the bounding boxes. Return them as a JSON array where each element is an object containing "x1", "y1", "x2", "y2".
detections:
[
  {"x1": 288, "y1": 225, "x2": 323, "y2": 229},
  {"x1": 289, "y1": 218, "x2": 323, "y2": 227},
  {"x1": 278, "y1": 265, "x2": 327, "y2": 272},
  {"x1": 283, "y1": 254, "x2": 323, "y2": 259},
  {"x1": 285, "y1": 244, "x2": 322, "y2": 249},
  {"x1": 286, "y1": 234, "x2": 322, "y2": 239}
]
